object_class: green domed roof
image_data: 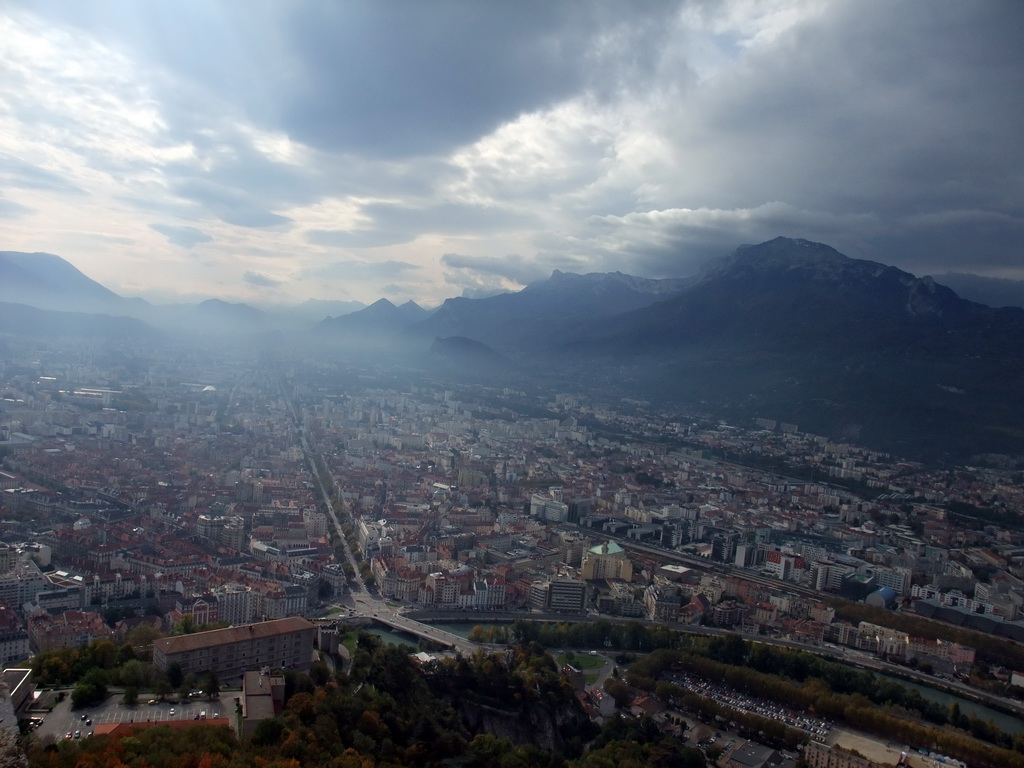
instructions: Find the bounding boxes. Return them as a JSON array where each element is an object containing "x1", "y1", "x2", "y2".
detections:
[{"x1": 588, "y1": 540, "x2": 624, "y2": 555}]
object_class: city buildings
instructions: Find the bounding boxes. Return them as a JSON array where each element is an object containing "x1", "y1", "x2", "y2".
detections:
[{"x1": 1, "y1": 338, "x2": 1021, "y2": 691}]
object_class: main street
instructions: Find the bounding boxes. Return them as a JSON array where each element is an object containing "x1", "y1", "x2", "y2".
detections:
[
  {"x1": 281, "y1": 380, "x2": 440, "y2": 641},
  {"x1": 279, "y1": 379, "x2": 364, "y2": 590}
]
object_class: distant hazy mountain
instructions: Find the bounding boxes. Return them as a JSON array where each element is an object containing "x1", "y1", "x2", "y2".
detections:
[
  {"x1": 186, "y1": 299, "x2": 276, "y2": 335},
  {"x1": 932, "y1": 272, "x2": 1024, "y2": 309},
  {"x1": 553, "y1": 237, "x2": 1024, "y2": 461},
  {"x1": 424, "y1": 336, "x2": 507, "y2": 372},
  {"x1": 0, "y1": 250, "x2": 135, "y2": 316},
  {"x1": 273, "y1": 298, "x2": 367, "y2": 324},
  {"x1": 310, "y1": 299, "x2": 431, "y2": 358},
  {"x1": 411, "y1": 269, "x2": 694, "y2": 353},
  {"x1": 316, "y1": 298, "x2": 429, "y2": 334},
  {"x1": 0, "y1": 250, "x2": 291, "y2": 337},
  {"x1": 0, "y1": 301, "x2": 157, "y2": 340},
  {"x1": 396, "y1": 299, "x2": 431, "y2": 323}
]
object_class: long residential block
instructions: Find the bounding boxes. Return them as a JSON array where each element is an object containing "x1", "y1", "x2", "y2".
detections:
[{"x1": 152, "y1": 616, "x2": 315, "y2": 681}]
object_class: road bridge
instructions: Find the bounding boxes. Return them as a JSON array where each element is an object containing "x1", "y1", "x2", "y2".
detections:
[{"x1": 365, "y1": 613, "x2": 480, "y2": 655}]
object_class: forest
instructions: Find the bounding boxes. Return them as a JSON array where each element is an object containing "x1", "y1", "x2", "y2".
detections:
[
  {"x1": 23, "y1": 634, "x2": 705, "y2": 768},
  {"x1": 19, "y1": 622, "x2": 1024, "y2": 768}
]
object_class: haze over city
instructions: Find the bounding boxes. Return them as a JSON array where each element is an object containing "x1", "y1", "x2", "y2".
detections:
[
  {"x1": 2, "y1": 1, "x2": 1022, "y2": 307},
  {"x1": 7, "y1": 5, "x2": 1024, "y2": 768}
]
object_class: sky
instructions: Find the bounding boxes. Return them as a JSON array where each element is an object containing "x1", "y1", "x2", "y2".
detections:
[{"x1": 1, "y1": 1, "x2": 1022, "y2": 307}]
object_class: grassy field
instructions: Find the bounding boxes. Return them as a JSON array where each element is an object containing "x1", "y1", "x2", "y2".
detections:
[
  {"x1": 555, "y1": 653, "x2": 605, "y2": 684},
  {"x1": 555, "y1": 653, "x2": 604, "y2": 669}
]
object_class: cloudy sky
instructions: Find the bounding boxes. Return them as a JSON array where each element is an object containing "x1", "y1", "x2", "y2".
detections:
[{"x1": 1, "y1": 1, "x2": 1022, "y2": 307}]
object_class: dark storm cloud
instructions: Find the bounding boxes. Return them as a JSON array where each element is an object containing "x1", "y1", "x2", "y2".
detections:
[
  {"x1": 573, "y1": 2, "x2": 1024, "y2": 279},
  {"x1": 872, "y1": 210, "x2": 1024, "y2": 275},
  {"x1": 279, "y1": 1, "x2": 677, "y2": 157},
  {"x1": 32, "y1": 1, "x2": 679, "y2": 160},
  {"x1": 681, "y1": 3, "x2": 1024, "y2": 218},
  {"x1": 149, "y1": 224, "x2": 213, "y2": 248}
]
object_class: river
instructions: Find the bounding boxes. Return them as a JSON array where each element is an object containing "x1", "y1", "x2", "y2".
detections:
[
  {"x1": 874, "y1": 672, "x2": 1024, "y2": 735},
  {"x1": 363, "y1": 625, "x2": 420, "y2": 648}
]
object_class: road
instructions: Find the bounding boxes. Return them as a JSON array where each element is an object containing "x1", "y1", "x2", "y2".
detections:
[
  {"x1": 280, "y1": 378, "x2": 366, "y2": 595},
  {"x1": 282, "y1": 380, "x2": 411, "y2": 629},
  {"x1": 365, "y1": 611, "x2": 480, "y2": 655}
]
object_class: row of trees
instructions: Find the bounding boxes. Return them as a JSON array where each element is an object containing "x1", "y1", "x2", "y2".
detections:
[
  {"x1": 509, "y1": 618, "x2": 686, "y2": 653},
  {"x1": 29, "y1": 638, "x2": 221, "y2": 708},
  {"x1": 627, "y1": 642, "x2": 1024, "y2": 768}
]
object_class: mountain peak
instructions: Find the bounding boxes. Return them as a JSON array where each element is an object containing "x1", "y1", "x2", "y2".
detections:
[
  {"x1": 527, "y1": 268, "x2": 690, "y2": 297},
  {"x1": 315, "y1": 295, "x2": 425, "y2": 334},
  {"x1": 702, "y1": 237, "x2": 855, "y2": 278},
  {"x1": 0, "y1": 249, "x2": 125, "y2": 314},
  {"x1": 697, "y1": 237, "x2": 965, "y2": 318}
]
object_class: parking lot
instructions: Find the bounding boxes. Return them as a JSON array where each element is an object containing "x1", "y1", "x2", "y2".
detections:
[
  {"x1": 34, "y1": 691, "x2": 239, "y2": 742},
  {"x1": 665, "y1": 670, "x2": 832, "y2": 740}
]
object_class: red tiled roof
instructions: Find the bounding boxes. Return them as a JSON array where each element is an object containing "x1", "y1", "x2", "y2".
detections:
[
  {"x1": 94, "y1": 719, "x2": 230, "y2": 737},
  {"x1": 153, "y1": 616, "x2": 313, "y2": 655}
]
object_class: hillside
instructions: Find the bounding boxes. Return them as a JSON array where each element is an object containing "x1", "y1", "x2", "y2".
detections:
[{"x1": 551, "y1": 238, "x2": 1024, "y2": 461}]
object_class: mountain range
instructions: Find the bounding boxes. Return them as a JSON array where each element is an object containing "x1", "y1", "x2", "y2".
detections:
[
  {"x1": 2, "y1": 239, "x2": 1023, "y2": 462},
  {"x1": 0, "y1": 251, "x2": 365, "y2": 335},
  {"x1": 549, "y1": 238, "x2": 1024, "y2": 463}
]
